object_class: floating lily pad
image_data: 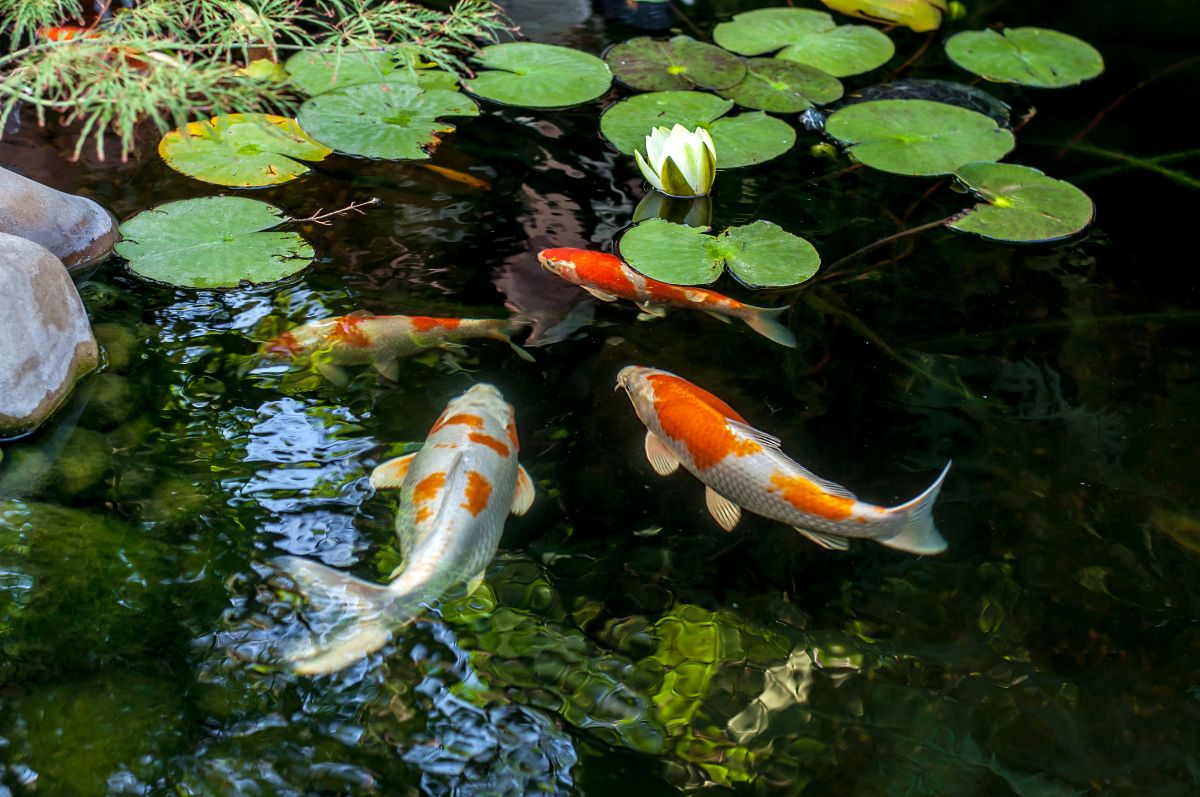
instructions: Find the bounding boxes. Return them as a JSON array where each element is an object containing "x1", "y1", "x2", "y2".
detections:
[
  {"x1": 600, "y1": 91, "x2": 796, "y2": 168},
  {"x1": 297, "y1": 82, "x2": 478, "y2": 160},
  {"x1": 115, "y1": 197, "x2": 313, "y2": 288},
  {"x1": 464, "y1": 42, "x2": 612, "y2": 108},
  {"x1": 839, "y1": 78, "x2": 1010, "y2": 126},
  {"x1": 713, "y1": 8, "x2": 894, "y2": 77},
  {"x1": 820, "y1": 0, "x2": 948, "y2": 32},
  {"x1": 825, "y1": 99, "x2": 1014, "y2": 176},
  {"x1": 945, "y1": 27, "x2": 1104, "y2": 88},
  {"x1": 948, "y1": 162, "x2": 1094, "y2": 242},
  {"x1": 719, "y1": 58, "x2": 844, "y2": 113},
  {"x1": 619, "y1": 218, "x2": 819, "y2": 286},
  {"x1": 605, "y1": 36, "x2": 746, "y2": 92},
  {"x1": 157, "y1": 114, "x2": 332, "y2": 188},
  {"x1": 284, "y1": 49, "x2": 458, "y2": 96}
]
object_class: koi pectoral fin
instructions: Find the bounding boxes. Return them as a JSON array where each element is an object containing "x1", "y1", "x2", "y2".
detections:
[
  {"x1": 371, "y1": 452, "x2": 418, "y2": 489},
  {"x1": 635, "y1": 301, "x2": 668, "y2": 318},
  {"x1": 706, "y1": 487, "x2": 742, "y2": 532},
  {"x1": 511, "y1": 465, "x2": 536, "y2": 516},
  {"x1": 583, "y1": 286, "x2": 620, "y2": 302},
  {"x1": 373, "y1": 358, "x2": 400, "y2": 382},
  {"x1": 644, "y1": 432, "x2": 680, "y2": 476},
  {"x1": 703, "y1": 310, "x2": 733, "y2": 324},
  {"x1": 794, "y1": 527, "x2": 850, "y2": 551},
  {"x1": 316, "y1": 361, "x2": 350, "y2": 387}
]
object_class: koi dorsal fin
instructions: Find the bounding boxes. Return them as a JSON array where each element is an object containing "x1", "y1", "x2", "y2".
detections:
[
  {"x1": 728, "y1": 420, "x2": 859, "y2": 500},
  {"x1": 346, "y1": 309, "x2": 375, "y2": 318},
  {"x1": 727, "y1": 420, "x2": 783, "y2": 451}
]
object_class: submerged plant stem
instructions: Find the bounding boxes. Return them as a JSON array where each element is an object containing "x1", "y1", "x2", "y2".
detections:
[
  {"x1": 814, "y1": 214, "x2": 961, "y2": 284},
  {"x1": 1067, "y1": 144, "x2": 1200, "y2": 191}
]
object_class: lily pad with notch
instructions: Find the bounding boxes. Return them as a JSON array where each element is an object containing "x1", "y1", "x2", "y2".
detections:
[
  {"x1": 619, "y1": 218, "x2": 820, "y2": 287},
  {"x1": 600, "y1": 91, "x2": 796, "y2": 168},
  {"x1": 718, "y1": 58, "x2": 844, "y2": 113},
  {"x1": 948, "y1": 162, "x2": 1094, "y2": 242},
  {"x1": 820, "y1": 0, "x2": 948, "y2": 33},
  {"x1": 297, "y1": 82, "x2": 479, "y2": 160},
  {"x1": 604, "y1": 36, "x2": 746, "y2": 92},
  {"x1": 284, "y1": 49, "x2": 458, "y2": 96},
  {"x1": 464, "y1": 42, "x2": 612, "y2": 108},
  {"x1": 825, "y1": 99, "x2": 1014, "y2": 176},
  {"x1": 713, "y1": 7, "x2": 894, "y2": 78},
  {"x1": 158, "y1": 114, "x2": 332, "y2": 188},
  {"x1": 945, "y1": 27, "x2": 1104, "y2": 89},
  {"x1": 114, "y1": 197, "x2": 314, "y2": 288}
]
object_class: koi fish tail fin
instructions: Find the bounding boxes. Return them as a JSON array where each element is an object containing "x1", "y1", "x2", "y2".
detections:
[
  {"x1": 489, "y1": 317, "x2": 536, "y2": 362},
  {"x1": 881, "y1": 461, "x2": 952, "y2": 555},
  {"x1": 272, "y1": 556, "x2": 416, "y2": 675},
  {"x1": 740, "y1": 304, "x2": 797, "y2": 348}
]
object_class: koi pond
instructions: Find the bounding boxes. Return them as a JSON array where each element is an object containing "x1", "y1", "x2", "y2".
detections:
[{"x1": 2, "y1": 0, "x2": 1198, "y2": 793}]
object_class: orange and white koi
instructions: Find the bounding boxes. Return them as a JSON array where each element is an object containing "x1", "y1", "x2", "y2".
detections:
[
  {"x1": 274, "y1": 383, "x2": 535, "y2": 674},
  {"x1": 616, "y1": 366, "x2": 950, "y2": 554},
  {"x1": 537, "y1": 247, "x2": 796, "y2": 348},
  {"x1": 260, "y1": 311, "x2": 532, "y2": 383}
]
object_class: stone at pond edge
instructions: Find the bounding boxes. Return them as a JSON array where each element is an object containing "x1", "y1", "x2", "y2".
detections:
[
  {"x1": 0, "y1": 233, "x2": 99, "y2": 437},
  {"x1": 0, "y1": 166, "x2": 119, "y2": 272}
]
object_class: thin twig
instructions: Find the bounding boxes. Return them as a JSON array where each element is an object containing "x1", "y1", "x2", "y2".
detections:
[
  {"x1": 813, "y1": 214, "x2": 961, "y2": 284},
  {"x1": 889, "y1": 31, "x2": 935, "y2": 78},
  {"x1": 291, "y1": 197, "x2": 381, "y2": 226}
]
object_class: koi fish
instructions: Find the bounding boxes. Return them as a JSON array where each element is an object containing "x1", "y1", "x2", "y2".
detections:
[
  {"x1": 616, "y1": 366, "x2": 950, "y2": 554},
  {"x1": 260, "y1": 311, "x2": 533, "y2": 384},
  {"x1": 537, "y1": 247, "x2": 797, "y2": 348},
  {"x1": 40, "y1": 26, "x2": 98, "y2": 41},
  {"x1": 274, "y1": 383, "x2": 535, "y2": 674}
]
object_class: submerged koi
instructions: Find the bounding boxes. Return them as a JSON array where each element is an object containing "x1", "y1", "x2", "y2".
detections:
[
  {"x1": 260, "y1": 311, "x2": 532, "y2": 383},
  {"x1": 537, "y1": 247, "x2": 796, "y2": 348},
  {"x1": 616, "y1": 365, "x2": 950, "y2": 554},
  {"x1": 274, "y1": 383, "x2": 536, "y2": 674}
]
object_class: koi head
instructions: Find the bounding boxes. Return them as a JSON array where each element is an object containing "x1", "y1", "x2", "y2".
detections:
[
  {"x1": 437, "y1": 384, "x2": 516, "y2": 442},
  {"x1": 616, "y1": 365, "x2": 662, "y2": 419},
  {"x1": 259, "y1": 319, "x2": 335, "y2": 359},
  {"x1": 537, "y1": 248, "x2": 583, "y2": 281}
]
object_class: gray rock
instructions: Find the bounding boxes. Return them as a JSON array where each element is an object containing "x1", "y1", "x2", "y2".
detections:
[
  {"x1": 0, "y1": 165, "x2": 119, "y2": 272},
  {"x1": 0, "y1": 233, "x2": 99, "y2": 437}
]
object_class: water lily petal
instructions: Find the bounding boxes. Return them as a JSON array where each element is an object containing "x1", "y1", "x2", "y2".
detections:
[
  {"x1": 663, "y1": 130, "x2": 702, "y2": 193},
  {"x1": 659, "y1": 155, "x2": 696, "y2": 197},
  {"x1": 646, "y1": 126, "x2": 670, "y2": 170},
  {"x1": 635, "y1": 149, "x2": 666, "y2": 193}
]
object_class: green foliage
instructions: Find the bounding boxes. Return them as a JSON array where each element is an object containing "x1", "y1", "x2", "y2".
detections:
[
  {"x1": 115, "y1": 197, "x2": 314, "y2": 288},
  {"x1": 297, "y1": 82, "x2": 478, "y2": 159},
  {"x1": 464, "y1": 42, "x2": 613, "y2": 108},
  {"x1": 825, "y1": 99, "x2": 1015, "y2": 176},
  {"x1": 600, "y1": 91, "x2": 796, "y2": 168},
  {"x1": 619, "y1": 218, "x2": 820, "y2": 287},
  {"x1": 158, "y1": 113, "x2": 331, "y2": 187},
  {"x1": 0, "y1": 0, "x2": 81, "y2": 48},
  {"x1": 718, "y1": 58, "x2": 844, "y2": 113},
  {"x1": 605, "y1": 36, "x2": 746, "y2": 92},
  {"x1": 945, "y1": 27, "x2": 1104, "y2": 88},
  {"x1": 713, "y1": 7, "x2": 894, "y2": 77},
  {"x1": 949, "y1": 162, "x2": 1095, "y2": 242},
  {"x1": 0, "y1": 0, "x2": 507, "y2": 158}
]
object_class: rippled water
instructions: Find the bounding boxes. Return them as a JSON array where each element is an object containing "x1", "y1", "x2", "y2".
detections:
[{"x1": 3, "y1": 0, "x2": 1199, "y2": 794}]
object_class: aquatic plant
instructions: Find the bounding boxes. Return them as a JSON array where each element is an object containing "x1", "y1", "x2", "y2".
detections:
[{"x1": 635, "y1": 124, "x2": 718, "y2": 198}]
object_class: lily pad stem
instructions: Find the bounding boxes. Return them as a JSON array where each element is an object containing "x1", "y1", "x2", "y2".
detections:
[{"x1": 816, "y1": 213, "x2": 962, "y2": 283}]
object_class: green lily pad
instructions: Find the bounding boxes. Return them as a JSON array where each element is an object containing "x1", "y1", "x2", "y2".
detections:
[
  {"x1": 157, "y1": 114, "x2": 332, "y2": 188},
  {"x1": 297, "y1": 82, "x2": 478, "y2": 160},
  {"x1": 464, "y1": 42, "x2": 612, "y2": 108},
  {"x1": 284, "y1": 49, "x2": 458, "y2": 96},
  {"x1": 619, "y1": 218, "x2": 819, "y2": 286},
  {"x1": 713, "y1": 8, "x2": 894, "y2": 77},
  {"x1": 604, "y1": 36, "x2": 747, "y2": 92},
  {"x1": 945, "y1": 27, "x2": 1103, "y2": 89},
  {"x1": 600, "y1": 91, "x2": 796, "y2": 169},
  {"x1": 825, "y1": 99, "x2": 1015, "y2": 176},
  {"x1": 719, "y1": 58, "x2": 844, "y2": 113},
  {"x1": 948, "y1": 162, "x2": 1094, "y2": 242},
  {"x1": 114, "y1": 197, "x2": 313, "y2": 288}
]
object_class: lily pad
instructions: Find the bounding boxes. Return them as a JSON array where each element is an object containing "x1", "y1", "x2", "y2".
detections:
[
  {"x1": 820, "y1": 0, "x2": 948, "y2": 33},
  {"x1": 297, "y1": 82, "x2": 478, "y2": 160},
  {"x1": 713, "y1": 8, "x2": 894, "y2": 77},
  {"x1": 157, "y1": 114, "x2": 332, "y2": 188},
  {"x1": 464, "y1": 42, "x2": 612, "y2": 108},
  {"x1": 604, "y1": 36, "x2": 746, "y2": 92},
  {"x1": 945, "y1": 27, "x2": 1103, "y2": 89},
  {"x1": 600, "y1": 91, "x2": 796, "y2": 168},
  {"x1": 839, "y1": 78, "x2": 1010, "y2": 126},
  {"x1": 825, "y1": 99, "x2": 1014, "y2": 176},
  {"x1": 719, "y1": 58, "x2": 844, "y2": 113},
  {"x1": 619, "y1": 218, "x2": 820, "y2": 286},
  {"x1": 115, "y1": 197, "x2": 313, "y2": 289},
  {"x1": 948, "y1": 162, "x2": 1094, "y2": 242},
  {"x1": 284, "y1": 49, "x2": 458, "y2": 96}
]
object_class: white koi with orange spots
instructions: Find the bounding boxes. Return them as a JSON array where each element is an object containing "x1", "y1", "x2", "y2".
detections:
[
  {"x1": 260, "y1": 311, "x2": 532, "y2": 383},
  {"x1": 273, "y1": 384, "x2": 535, "y2": 674},
  {"x1": 616, "y1": 366, "x2": 950, "y2": 554}
]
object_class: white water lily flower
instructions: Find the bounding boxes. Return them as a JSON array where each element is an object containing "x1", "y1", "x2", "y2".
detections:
[{"x1": 634, "y1": 124, "x2": 717, "y2": 198}]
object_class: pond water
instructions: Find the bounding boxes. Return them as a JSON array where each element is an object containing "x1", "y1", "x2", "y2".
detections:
[{"x1": 2, "y1": 0, "x2": 1199, "y2": 794}]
